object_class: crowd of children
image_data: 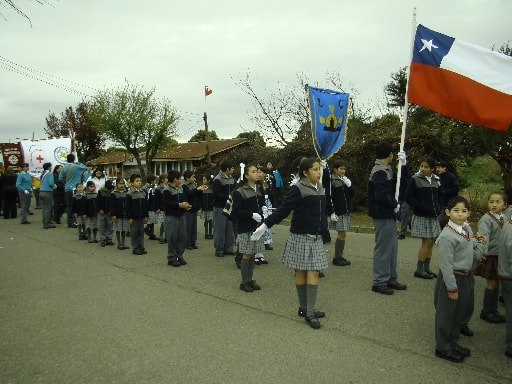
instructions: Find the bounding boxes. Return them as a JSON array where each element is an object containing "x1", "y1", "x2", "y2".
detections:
[{"x1": 2, "y1": 148, "x2": 511, "y2": 359}]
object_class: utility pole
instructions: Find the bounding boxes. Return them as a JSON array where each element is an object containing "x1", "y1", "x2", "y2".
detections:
[{"x1": 203, "y1": 112, "x2": 211, "y2": 165}]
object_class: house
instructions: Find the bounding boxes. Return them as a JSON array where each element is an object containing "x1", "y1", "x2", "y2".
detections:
[{"x1": 92, "y1": 138, "x2": 249, "y2": 179}]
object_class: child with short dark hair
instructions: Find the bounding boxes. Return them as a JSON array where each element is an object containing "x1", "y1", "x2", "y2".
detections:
[
  {"x1": 143, "y1": 175, "x2": 157, "y2": 240},
  {"x1": 200, "y1": 174, "x2": 214, "y2": 240},
  {"x1": 182, "y1": 170, "x2": 207, "y2": 250},
  {"x1": 163, "y1": 170, "x2": 191, "y2": 267},
  {"x1": 84, "y1": 180, "x2": 99, "y2": 243},
  {"x1": 109, "y1": 177, "x2": 130, "y2": 250},
  {"x1": 127, "y1": 174, "x2": 148, "y2": 255},
  {"x1": 96, "y1": 179, "x2": 114, "y2": 246},
  {"x1": 434, "y1": 196, "x2": 486, "y2": 363},
  {"x1": 154, "y1": 173, "x2": 168, "y2": 244},
  {"x1": 72, "y1": 182, "x2": 86, "y2": 240},
  {"x1": 324, "y1": 159, "x2": 354, "y2": 267}
]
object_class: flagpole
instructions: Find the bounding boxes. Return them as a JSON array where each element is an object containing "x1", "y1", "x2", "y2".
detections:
[{"x1": 395, "y1": 8, "x2": 417, "y2": 201}]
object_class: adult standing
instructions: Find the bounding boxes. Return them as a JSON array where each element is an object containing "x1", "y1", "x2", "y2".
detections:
[
  {"x1": 2, "y1": 166, "x2": 18, "y2": 219},
  {"x1": 86, "y1": 167, "x2": 106, "y2": 191},
  {"x1": 59, "y1": 154, "x2": 86, "y2": 228},
  {"x1": 39, "y1": 162, "x2": 56, "y2": 229},
  {"x1": 368, "y1": 142, "x2": 407, "y2": 295},
  {"x1": 15, "y1": 163, "x2": 32, "y2": 224}
]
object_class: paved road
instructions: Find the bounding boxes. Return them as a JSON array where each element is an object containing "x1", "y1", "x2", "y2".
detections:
[{"x1": 1, "y1": 208, "x2": 511, "y2": 383}]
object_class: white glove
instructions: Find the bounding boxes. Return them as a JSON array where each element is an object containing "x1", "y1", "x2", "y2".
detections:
[
  {"x1": 394, "y1": 203, "x2": 400, "y2": 214},
  {"x1": 252, "y1": 213, "x2": 262, "y2": 223},
  {"x1": 330, "y1": 213, "x2": 339, "y2": 222},
  {"x1": 262, "y1": 206, "x2": 269, "y2": 217},
  {"x1": 320, "y1": 159, "x2": 327, "y2": 169},
  {"x1": 341, "y1": 176, "x2": 351, "y2": 187},
  {"x1": 397, "y1": 151, "x2": 407, "y2": 166},
  {"x1": 251, "y1": 223, "x2": 268, "y2": 241},
  {"x1": 24, "y1": 190, "x2": 30, "y2": 195}
]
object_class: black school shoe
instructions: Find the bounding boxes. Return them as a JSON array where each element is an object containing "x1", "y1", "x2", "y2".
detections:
[
  {"x1": 480, "y1": 311, "x2": 503, "y2": 324},
  {"x1": 460, "y1": 324, "x2": 474, "y2": 337},
  {"x1": 298, "y1": 308, "x2": 325, "y2": 318},
  {"x1": 435, "y1": 349, "x2": 465, "y2": 363},
  {"x1": 387, "y1": 281, "x2": 407, "y2": 290},
  {"x1": 167, "y1": 259, "x2": 181, "y2": 267},
  {"x1": 305, "y1": 315, "x2": 321, "y2": 329},
  {"x1": 372, "y1": 285, "x2": 394, "y2": 295}
]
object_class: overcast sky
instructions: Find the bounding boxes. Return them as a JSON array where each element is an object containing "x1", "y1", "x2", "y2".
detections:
[{"x1": 0, "y1": 0, "x2": 509, "y2": 145}]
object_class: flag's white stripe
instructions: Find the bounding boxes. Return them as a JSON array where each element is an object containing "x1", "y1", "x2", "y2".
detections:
[{"x1": 440, "y1": 39, "x2": 512, "y2": 95}]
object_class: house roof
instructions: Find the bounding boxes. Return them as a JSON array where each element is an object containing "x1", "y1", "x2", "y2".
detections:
[
  {"x1": 92, "y1": 139, "x2": 249, "y2": 164},
  {"x1": 93, "y1": 150, "x2": 135, "y2": 165},
  {"x1": 153, "y1": 138, "x2": 248, "y2": 161}
]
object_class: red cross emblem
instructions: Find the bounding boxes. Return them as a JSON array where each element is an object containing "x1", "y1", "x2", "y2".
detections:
[{"x1": 36, "y1": 154, "x2": 44, "y2": 163}]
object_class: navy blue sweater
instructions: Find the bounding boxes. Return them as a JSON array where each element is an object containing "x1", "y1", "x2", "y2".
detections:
[
  {"x1": 232, "y1": 183, "x2": 266, "y2": 234},
  {"x1": 265, "y1": 179, "x2": 327, "y2": 236}
]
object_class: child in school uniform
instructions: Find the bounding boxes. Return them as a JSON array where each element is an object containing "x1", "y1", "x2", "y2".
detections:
[
  {"x1": 83, "y1": 180, "x2": 99, "y2": 243},
  {"x1": 183, "y1": 170, "x2": 207, "y2": 250},
  {"x1": 434, "y1": 196, "x2": 486, "y2": 363},
  {"x1": 475, "y1": 191, "x2": 508, "y2": 324},
  {"x1": 72, "y1": 182, "x2": 86, "y2": 240},
  {"x1": 200, "y1": 174, "x2": 214, "y2": 240},
  {"x1": 154, "y1": 173, "x2": 168, "y2": 244},
  {"x1": 109, "y1": 177, "x2": 130, "y2": 250},
  {"x1": 405, "y1": 156, "x2": 443, "y2": 279},
  {"x1": 498, "y1": 208, "x2": 512, "y2": 358},
  {"x1": 252, "y1": 157, "x2": 328, "y2": 329},
  {"x1": 232, "y1": 163, "x2": 266, "y2": 292},
  {"x1": 126, "y1": 174, "x2": 148, "y2": 255},
  {"x1": 323, "y1": 159, "x2": 354, "y2": 267},
  {"x1": 96, "y1": 179, "x2": 114, "y2": 247},
  {"x1": 163, "y1": 170, "x2": 191, "y2": 267},
  {"x1": 143, "y1": 175, "x2": 158, "y2": 241}
]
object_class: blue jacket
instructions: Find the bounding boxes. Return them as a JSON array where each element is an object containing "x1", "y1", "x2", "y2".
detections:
[
  {"x1": 127, "y1": 188, "x2": 148, "y2": 220},
  {"x1": 212, "y1": 172, "x2": 234, "y2": 208},
  {"x1": 59, "y1": 162, "x2": 86, "y2": 192},
  {"x1": 40, "y1": 170, "x2": 55, "y2": 192},
  {"x1": 16, "y1": 171, "x2": 32, "y2": 192},
  {"x1": 163, "y1": 184, "x2": 188, "y2": 217},
  {"x1": 183, "y1": 181, "x2": 202, "y2": 213},
  {"x1": 323, "y1": 170, "x2": 354, "y2": 215}
]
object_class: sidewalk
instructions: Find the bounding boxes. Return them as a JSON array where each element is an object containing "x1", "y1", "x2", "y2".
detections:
[{"x1": 0, "y1": 208, "x2": 510, "y2": 383}]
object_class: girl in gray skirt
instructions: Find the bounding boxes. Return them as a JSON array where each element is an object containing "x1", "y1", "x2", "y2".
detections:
[
  {"x1": 252, "y1": 157, "x2": 328, "y2": 329},
  {"x1": 232, "y1": 163, "x2": 266, "y2": 292}
]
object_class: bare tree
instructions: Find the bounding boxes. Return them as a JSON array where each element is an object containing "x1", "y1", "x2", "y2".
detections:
[{"x1": 0, "y1": 0, "x2": 53, "y2": 27}]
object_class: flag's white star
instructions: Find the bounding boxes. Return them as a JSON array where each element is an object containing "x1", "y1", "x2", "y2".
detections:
[{"x1": 419, "y1": 38, "x2": 438, "y2": 52}]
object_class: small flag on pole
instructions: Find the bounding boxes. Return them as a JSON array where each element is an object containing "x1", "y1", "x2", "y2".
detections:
[
  {"x1": 307, "y1": 85, "x2": 349, "y2": 160},
  {"x1": 204, "y1": 86, "x2": 213, "y2": 97}
]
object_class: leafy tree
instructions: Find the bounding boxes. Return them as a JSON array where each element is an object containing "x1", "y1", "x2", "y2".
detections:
[
  {"x1": 236, "y1": 130, "x2": 266, "y2": 146},
  {"x1": 44, "y1": 101, "x2": 105, "y2": 162},
  {"x1": 89, "y1": 82, "x2": 179, "y2": 179},
  {"x1": 384, "y1": 67, "x2": 407, "y2": 109},
  {"x1": 188, "y1": 130, "x2": 219, "y2": 142}
]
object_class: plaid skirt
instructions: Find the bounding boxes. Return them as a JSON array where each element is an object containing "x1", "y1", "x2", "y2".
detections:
[
  {"x1": 411, "y1": 215, "x2": 441, "y2": 238},
  {"x1": 147, "y1": 211, "x2": 156, "y2": 225},
  {"x1": 282, "y1": 232, "x2": 328, "y2": 271},
  {"x1": 328, "y1": 214, "x2": 351, "y2": 231},
  {"x1": 236, "y1": 232, "x2": 265, "y2": 254},
  {"x1": 475, "y1": 254, "x2": 498, "y2": 280},
  {"x1": 85, "y1": 216, "x2": 98, "y2": 230},
  {"x1": 113, "y1": 218, "x2": 129, "y2": 232},
  {"x1": 201, "y1": 210, "x2": 213, "y2": 221}
]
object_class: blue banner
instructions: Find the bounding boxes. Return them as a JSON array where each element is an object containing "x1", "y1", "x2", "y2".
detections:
[{"x1": 307, "y1": 85, "x2": 349, "y2": 159}]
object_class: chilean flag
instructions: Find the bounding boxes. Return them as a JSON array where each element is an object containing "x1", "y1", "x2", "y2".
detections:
[{"x1": 408, "y1": 24, "x2": 512, "y2": 132}]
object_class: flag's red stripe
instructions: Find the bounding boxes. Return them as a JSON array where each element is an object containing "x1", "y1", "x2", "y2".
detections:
[{"x1": 408, "y1": 62, "x2": 512, "y2": 131}]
